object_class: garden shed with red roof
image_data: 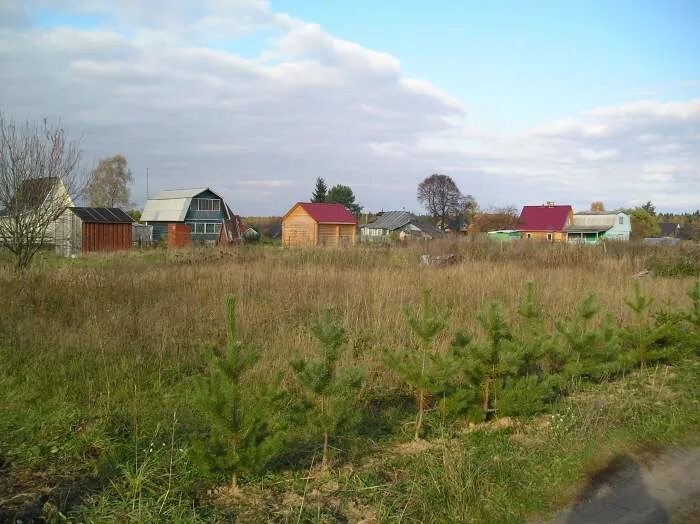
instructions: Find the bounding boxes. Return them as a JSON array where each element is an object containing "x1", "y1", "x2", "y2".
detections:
[
  {"x1": 282, "y1": 202, "x2": 357, "y2": 247},
  {"x1": 517, "y1": 202, "x2": 573, "y2": 242}
]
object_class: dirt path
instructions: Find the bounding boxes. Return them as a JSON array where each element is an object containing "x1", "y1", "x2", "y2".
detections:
[{"x1": 545, "y1": 447, "x2": 700, "y2": 524}]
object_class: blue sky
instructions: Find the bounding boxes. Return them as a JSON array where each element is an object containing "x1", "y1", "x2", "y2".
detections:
[
  {"x1": 1, "y1": 0, "x2": 699, "y2": 214},
  {"x1": 271, "y1": 0, "x2": 700, "y2": 131}
]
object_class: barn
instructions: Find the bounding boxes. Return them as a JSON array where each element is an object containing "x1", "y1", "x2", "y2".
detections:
[
  {"x1": 55, "y1": 207, "x2": 133, "y2": 257},
  {"x1": 282, "y1": 202, "x2": 357, "y2": 247}
]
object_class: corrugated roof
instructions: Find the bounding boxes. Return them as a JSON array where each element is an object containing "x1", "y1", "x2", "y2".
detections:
[
  {"x1": 361, "y1": 211, "x2": 414, "y2": 230},
  {"x1": 294, "y1": 203, "x2": 357, "y2": 224},
  {"x1": 70, "y1": 207, "x2": 133, "y2": 223},
  {"x1": 141, "y1": 187, "x2": 218, "y2": 222},
  {"x1": 517, "y1": 204, "x2": 572, "y2": 232},
  {"x1": 151, "y1": 188, "x2": 209, "y2": 199}
]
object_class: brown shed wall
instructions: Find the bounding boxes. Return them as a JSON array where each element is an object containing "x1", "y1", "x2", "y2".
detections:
[{"x1": 81, "y1": 222, "x2": 132, "y2": 254}]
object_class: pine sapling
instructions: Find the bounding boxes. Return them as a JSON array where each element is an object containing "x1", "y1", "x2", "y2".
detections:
[
  {"x1": 292, "y1": 308, "x2": 364, "y2": 468},
  {"x1": 449, "y1": 302, "x2": 519, "y2": 421},
  {"x1": 383, "y1": 290, "x2": 454, "y2": 440},
  {"x1": 556, "y1": 293, "x2": 620, "y2": 381},
  {"x1": 192, "y1": 296, "x2": 284, "y2": 491}
]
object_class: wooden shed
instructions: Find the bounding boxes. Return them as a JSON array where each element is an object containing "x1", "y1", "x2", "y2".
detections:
[
  {"x1": 282, "y1": 202, "x2": 357, "y2": 248},
  {"x1": 55, "y1": 207, "x2": 133, "y2": 257}
]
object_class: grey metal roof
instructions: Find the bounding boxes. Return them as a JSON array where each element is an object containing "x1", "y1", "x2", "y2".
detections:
[
  {"x1": 564, "y1": 225, "x2": 611, "y2": 233},
  {"x1": 361, "y1": 211, "x2": 414, "y2": 230},
  {"x1": 141, "y1": 187, "x2": 218, "y2": 222},
  {"x1": 70, "y1": 207, "x2": 133, "y2": 223}
]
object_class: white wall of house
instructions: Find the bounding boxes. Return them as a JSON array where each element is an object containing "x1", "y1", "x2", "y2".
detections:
[{"x1": 604, "y1": 213, "x2": 631, "y2": 241}]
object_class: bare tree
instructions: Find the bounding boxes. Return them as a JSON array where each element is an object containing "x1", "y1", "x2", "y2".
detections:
[
  {"x1": 0, "y1": 116, "x2": 83, "y2": 269},
  {"x1": 417, "y1": 173, "x2": 464, "y2": 231},
  {"x1": 472, "y1": 206, "x2": 519, "y2": 232},
  {"x1": 86, "y1": 154, "x2": 133, "y2": 207}
]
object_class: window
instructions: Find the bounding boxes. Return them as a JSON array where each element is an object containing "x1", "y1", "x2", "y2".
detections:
[
  {"x1": 547, "y1": 233, "x2": 553, "y2": 241},
  {"x1": 195, "y1": 198, "x2": 221, "y2": 211},
  {"x1": 526, "y1": 233, "x2": 532, "y2": 239},
  {"x1": 190, "y1": 222, "x2": 221, "y2": 234},
  {"x1": 619, "y1": 215, "x2": 624, "y2": 224}
]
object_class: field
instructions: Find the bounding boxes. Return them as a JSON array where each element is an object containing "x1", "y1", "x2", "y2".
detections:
[{"x1": 1, "y1": 240, "x2": 699, "y2": 522}]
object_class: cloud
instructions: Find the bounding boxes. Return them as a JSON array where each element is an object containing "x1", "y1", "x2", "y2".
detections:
[{"x1": 0, "y1": 1, "x2": 698, "y2": 214}]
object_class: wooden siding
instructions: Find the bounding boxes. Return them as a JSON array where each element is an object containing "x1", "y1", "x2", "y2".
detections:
[
  {"x1": 82, "y1": 222, "x2": 132, "y2": 253},
  {"x1": 520, "y1": 231, "x2": 567, "y2": 242},
  {"x1": 282, "y1": 205, "x2": 317, "y2": 247},
  {"x1": 282, "y1": 204, "x2": 357, "y2": 248}
]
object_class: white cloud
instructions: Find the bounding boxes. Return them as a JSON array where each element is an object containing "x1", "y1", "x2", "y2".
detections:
[{"x1": 0, "y1": 1, "x2": 698, "y2": 214}]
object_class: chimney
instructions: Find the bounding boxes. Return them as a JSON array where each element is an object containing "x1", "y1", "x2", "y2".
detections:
[{"x1": 546, "y1": 201, "x2": 555, "y2": 207}]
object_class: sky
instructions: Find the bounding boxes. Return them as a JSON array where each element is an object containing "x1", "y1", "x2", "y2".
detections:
[{"x1": 1, "y1": 0, "x2": 699, "y2": 215}]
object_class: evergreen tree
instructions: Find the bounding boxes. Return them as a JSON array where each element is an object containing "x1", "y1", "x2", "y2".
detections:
[
  {"x1": 450, "y1": 303, "x2": 520, "y2": 420},
  {"x1": 311, "y1": 177, "x2": 328, "y2": 203},
  {"x1": 619, "y1": 282, "x2": 679, "y2": 367},
  {"x1": 292, "y1": 308, "x2": 364, "y2": 467},
  {"x1": 191, "y1": 296, "x2": 284, "y2": 490},
  {"x1": 555, "y1": 293, "x2": 621, "y2": 380},
  {"x1": 327, "y1": 184, "x2": 363, "y2": 216},
  {"x1": 383, "y1": 290, "x2": 455, "y2": 439}
]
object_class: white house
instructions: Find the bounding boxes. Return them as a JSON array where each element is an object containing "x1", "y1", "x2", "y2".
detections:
[{"x1": 565, "y1": 211, "x2": 631, "y2": 243}]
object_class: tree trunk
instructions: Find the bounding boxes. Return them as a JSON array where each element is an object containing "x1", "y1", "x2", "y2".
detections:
[
  {"x1": 482, "y1": 379, "x2": 490, "y2": 419},
  {"x1": 415, "y1": 388, "x2": 424, "y2": 441},
  {"x1": 322, "y1": 430, "x2": 329, "y2": 467}
]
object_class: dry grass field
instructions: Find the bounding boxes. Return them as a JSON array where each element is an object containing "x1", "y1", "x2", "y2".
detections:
[{"x1": 0, "y1": 239, "x2": 698, "y2": 522}]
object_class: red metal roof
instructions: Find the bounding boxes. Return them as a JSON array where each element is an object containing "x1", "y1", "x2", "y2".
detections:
[
  {"x1": 517, "y1": 204, "x2": 572, "y2": 232},
  {"x1": 295, "y1": 202, "x2": 357, "y2": 224}
]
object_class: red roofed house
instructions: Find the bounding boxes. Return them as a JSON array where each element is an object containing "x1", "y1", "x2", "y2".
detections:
[
  {"x1": 517, "y1": 202, "x2": 573, "y2": 242},
  {"x1": 282, "y1": 202, "x2": 358, "y2": 247}
]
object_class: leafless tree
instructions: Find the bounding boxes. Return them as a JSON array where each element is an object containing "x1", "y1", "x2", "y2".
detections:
[
  {"x1": 472, "y1": 206, "x2": 520, "y2": 232},
  {"x1": 0, "y1": 116, "x2": 83, "y2": 269},
  {"x1": 590, "y1": 201, "x2": 605, "y2": 213},
  {"x1": 417, "y1": 173, "x2": 464, "y2": 230}
]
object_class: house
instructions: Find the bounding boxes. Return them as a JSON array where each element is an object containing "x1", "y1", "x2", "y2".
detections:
[
  {"x1": 658, "y1": 222, "x2": 681, "y2": 238},
  {"x1": 54, "y1": 207, "x2": 132, "y2": 257},
  {"x1": 0, "y1": 177, "x2": 73, "y2": 243},
  {"x1": 517, "y1": 203, "x2": 573, "y2": 241},
  {"x1": 565, "y1": 211, "x2": 631, "y2": 243},
  {"x1": 141, "y1": 187, "x2": 244, "y2": 245},
  {"x1": 359, "y1": 211, "x2": 443, "y2": 242},
  {"x1": 282, "y1": 202, "x2": 357, "y2": 247}
]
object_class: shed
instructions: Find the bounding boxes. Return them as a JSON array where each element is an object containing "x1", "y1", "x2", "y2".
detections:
[
  {"x1": 55, "y1": 207, "x2": 132, "y2": 257},
  {"x1": 282, "y1": 202, "x2": 357, "y2": 247}
]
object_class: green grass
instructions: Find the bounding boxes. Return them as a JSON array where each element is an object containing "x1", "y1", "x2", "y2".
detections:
[{"x1": 0, "y1": 243, "x2": 698, "y2": 522}]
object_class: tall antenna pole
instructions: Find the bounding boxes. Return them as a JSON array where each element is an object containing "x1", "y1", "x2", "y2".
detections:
[{"x1": 146, "y1": 167, "x2": 149, "y2": 199}]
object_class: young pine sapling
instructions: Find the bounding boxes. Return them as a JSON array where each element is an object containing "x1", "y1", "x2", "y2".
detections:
[
  {"x1": 292, "y1": 308, "x2": 364, "y2": 468},
  {"x1": 192, "y1": 296, "x2": 284, "y2": 491},
  {"x1": 556, "y1": 293, "x2": 620, "y2": 381},
  {"x1": 383, "y1": 290, "x2": 455, "y2": 440}
]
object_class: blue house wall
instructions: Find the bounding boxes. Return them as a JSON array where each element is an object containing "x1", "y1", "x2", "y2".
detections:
[{"x1": 149, "y1": 189, "x2": 227, "y2": 243}]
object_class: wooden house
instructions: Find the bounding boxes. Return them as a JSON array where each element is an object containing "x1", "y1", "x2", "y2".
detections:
[
  {"x1": 517, "y1": 203, "x2": 573, "y2": 241},
  {"x1": 565, "y1": 211, "x2": 631, "y2": 243},
  {"x1": 282, "y1": 202, "x2": 357, "y2": 247},
  {"x1": 141, "y1": 187, "x2": 244, "y2": 245},
  {"x1": 359, "y1": 211, "x2": 442, "y2": 242},
  {"x1": 55, "y1": 207, "x2": 132, "y2": 257}
]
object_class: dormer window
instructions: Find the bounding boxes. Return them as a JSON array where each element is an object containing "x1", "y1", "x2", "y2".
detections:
[{"x1": 195, "y1": 198, "x2": 220, "y2": 211}]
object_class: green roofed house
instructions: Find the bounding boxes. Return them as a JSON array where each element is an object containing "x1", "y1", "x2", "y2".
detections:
[
  {"x1": 486, "y1": 229, "x2": 521, "y2": 241},
  {"x1": 565, "y1": 211, "x2": 631, "y2": 243},
  {"x1": 141, "y1": 187, "x2": 244, "y2": 245}
]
